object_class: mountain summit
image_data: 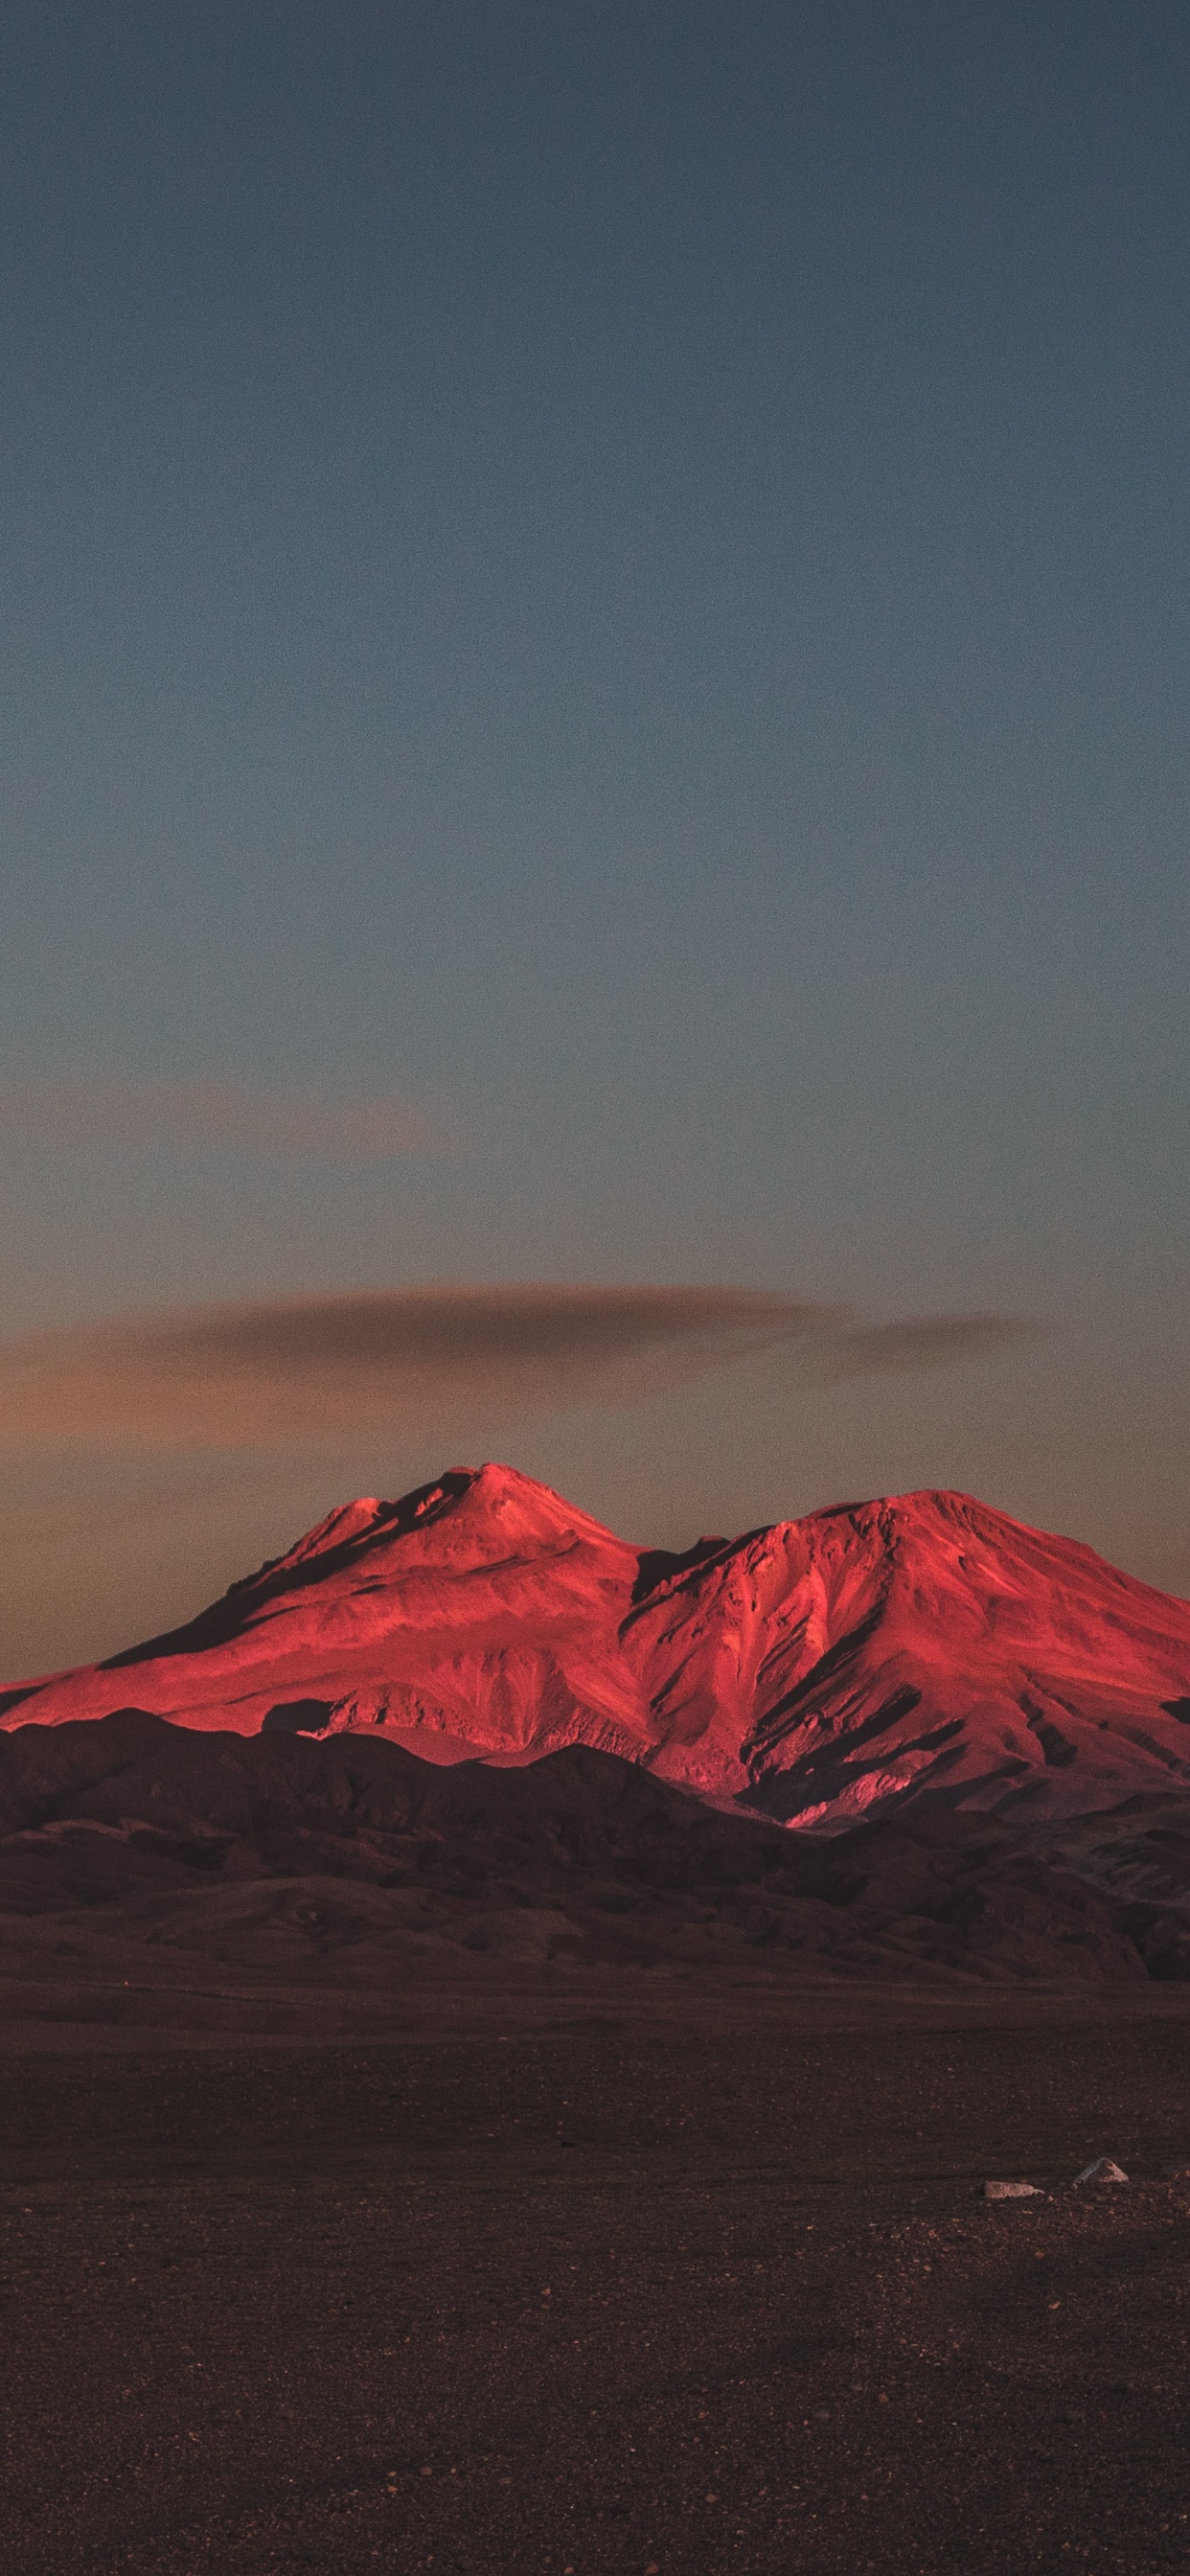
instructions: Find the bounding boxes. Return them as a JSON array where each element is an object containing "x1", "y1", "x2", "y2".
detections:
[{"x1": 5, "y1": 1462, "x2": 1189, "y2": 1826}]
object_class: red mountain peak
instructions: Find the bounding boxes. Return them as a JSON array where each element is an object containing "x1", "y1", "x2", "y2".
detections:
[{"x1": 5, "y1": 1469, "x2": 1189, "y2": 1827}]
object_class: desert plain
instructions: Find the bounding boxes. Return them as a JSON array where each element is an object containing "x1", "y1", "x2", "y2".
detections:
[{"x1": 5, "y1": 1994, "x2": 1190, "y2": 2576}]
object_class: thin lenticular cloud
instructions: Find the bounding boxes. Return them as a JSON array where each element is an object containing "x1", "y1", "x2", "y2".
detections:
[
  {"x1": 0, "y1": 1285, "x2": 1036, "y2": 1454},
  {"x1": 0, "y1": 1286, "x2": 837, "y2": 1447},
  {"x1": 813, "y1": 1315, "x2": 1041, "y2": 1380},
  {"x1": 0, "y1": 1076, "x2": 445, "y2": 1158}
]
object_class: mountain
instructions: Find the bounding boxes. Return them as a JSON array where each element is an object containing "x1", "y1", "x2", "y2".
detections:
[
  {"x1": 5, "y1": 1711, "x2": 1190, "y2": 2023},
  {"x1": 5, "y1": 1463, "x2": 1189, "y2": 1828}
]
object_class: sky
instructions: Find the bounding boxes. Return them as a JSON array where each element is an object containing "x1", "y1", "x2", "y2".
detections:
[{"x1": 1, "y1": 0, "x2": 1187, "y2": 1675}]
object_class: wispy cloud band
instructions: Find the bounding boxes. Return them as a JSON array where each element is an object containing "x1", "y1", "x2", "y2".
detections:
[
  {"x1": 812, "y1": 1314, "x2": 1039, "y2": 1379},
  {"x1": 0, "y1": 1077, "x2": 444, "y2": 1158},
  {"x1": 0, "y1": 1285, "x2": 1037, "y2": 1452}
]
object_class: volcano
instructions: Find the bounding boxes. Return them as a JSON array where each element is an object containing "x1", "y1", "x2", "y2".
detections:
[{"x1": 3, "y1": 1463, "x2": 1189, "y2": 1826}]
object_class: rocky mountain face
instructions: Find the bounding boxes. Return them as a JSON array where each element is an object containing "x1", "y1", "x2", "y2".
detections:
[
  {"x1": 5, "y1": 1462, "x2": 1189, "y2": 1829},
  {"x1": 4, "y1": 1711, "x2": 1190, "y2": 2005}
]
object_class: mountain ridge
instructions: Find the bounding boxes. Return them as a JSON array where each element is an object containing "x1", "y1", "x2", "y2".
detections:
[{"x1": 4, "y1": 1461, "x2": 1189, "y2": 1829}]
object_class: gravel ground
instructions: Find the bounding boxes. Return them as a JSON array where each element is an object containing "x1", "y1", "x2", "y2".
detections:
[{"x1": 4, "y1": 2009, "x2": 1190, "y2": 2574}]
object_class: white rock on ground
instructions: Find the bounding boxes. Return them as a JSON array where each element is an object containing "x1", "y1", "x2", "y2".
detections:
[
  {"x1": 1073, "y1": 2157, "x2": 1129, "y2": 2184},
  {"x1": 983, "y1": 2180, "x2": 1043, "y2": 2199}
]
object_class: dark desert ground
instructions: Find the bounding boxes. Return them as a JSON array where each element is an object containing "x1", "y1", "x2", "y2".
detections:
[
  {"x1": 5, "y1": 1716, "x2": 1190, "y2": 2576},
  {"x1": 5, "y1": 2002, "x2": 1190, "y2": 2576}
]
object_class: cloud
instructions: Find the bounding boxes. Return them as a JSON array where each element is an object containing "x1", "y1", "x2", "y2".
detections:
[
  {"x1": 0, "y1": 1076, "x2": 445, "y2": 1158},
  {"x1": 811, "y1": 1314, "x2": 1041, "y2": 1381},
  {"x1": 0, "y1": 1284, "x2": 1037, "y2": 1454}
]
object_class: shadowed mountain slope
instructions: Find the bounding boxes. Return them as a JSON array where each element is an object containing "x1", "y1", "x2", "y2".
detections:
[
  {"x1": 4, "y1": 1463, "x2": 1190, "y2": 1828},
  {"x1": 4, "y1": 1710, "x2": 1190, "y2": 2002}
]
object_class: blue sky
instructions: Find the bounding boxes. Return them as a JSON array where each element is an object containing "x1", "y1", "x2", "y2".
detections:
[{"x1": 1, "y1": 2, "x2": 1187, "y2": 1669}]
